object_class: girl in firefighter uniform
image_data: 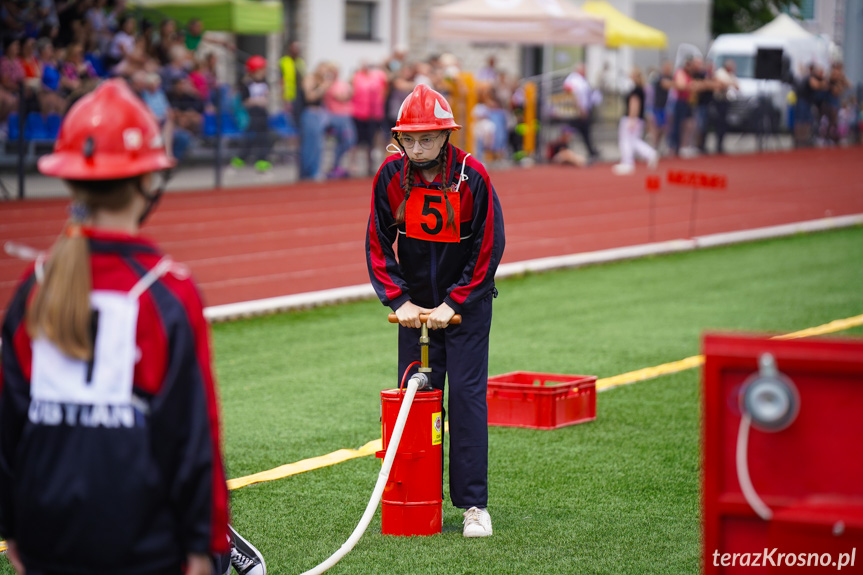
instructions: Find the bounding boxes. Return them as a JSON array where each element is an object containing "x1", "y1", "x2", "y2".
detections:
[
  {"x1": 0, "y1": 80, "x2": 265, "y2": 575},
  {"x1": 366, "y1": 84, "x2": 505, "y2": 538}
]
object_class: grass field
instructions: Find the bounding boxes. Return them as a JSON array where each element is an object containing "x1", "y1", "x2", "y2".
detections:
[{"x1": 3, "y1": 226, "x2": 863, "y2": 574}]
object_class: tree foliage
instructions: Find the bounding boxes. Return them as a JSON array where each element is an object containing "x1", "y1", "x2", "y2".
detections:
[{"x1": 712, "y1": 0, "x2": 803, "y2": 36}]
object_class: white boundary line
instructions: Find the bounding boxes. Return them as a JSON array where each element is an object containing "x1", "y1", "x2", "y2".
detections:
[{"x1": 203, "y1": 214, "x2": 863, "y2": 323}]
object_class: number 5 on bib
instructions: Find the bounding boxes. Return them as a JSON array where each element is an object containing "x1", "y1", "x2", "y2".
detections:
[{"x1": 405, "y1": 187, "x2": 460, "y2": 243}]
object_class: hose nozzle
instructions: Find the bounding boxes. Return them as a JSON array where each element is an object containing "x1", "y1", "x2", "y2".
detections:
[{"x1": 409, "y1": 373, "x2": 432, "y2": 391}]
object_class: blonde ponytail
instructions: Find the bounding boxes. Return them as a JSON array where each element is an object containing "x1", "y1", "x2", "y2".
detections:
[
  {"x1": 27, "y1": 224, "x2": 93, "y2": 360},
  {"x1": 26, "y1": 178, "x2": 139, "y2": 361}
]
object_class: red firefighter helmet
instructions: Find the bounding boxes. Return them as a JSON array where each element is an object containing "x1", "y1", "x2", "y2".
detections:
[
  {"x1": 246, "y1": 55, "x2": 266, "y2": 74},
  {"x1": 38, "y1": 79, "x2": 175, "y2": 180},
  {"x1": 392, "y1": 84, "x2": 461, "y2": 133}
]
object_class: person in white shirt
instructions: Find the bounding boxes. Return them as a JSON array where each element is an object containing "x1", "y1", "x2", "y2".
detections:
[
  {"x1": 712, "y1": 59, "x2": 739, "y2": 154},
  {"x1": 563, "y1": 63, "x2": 599, "y2": 161},
  {"x1": 106, "y1": 15, "x2": 136, "y2": 68},
  {"x1": 612, "y1": 68, "x2": 658, "y2": 175}
]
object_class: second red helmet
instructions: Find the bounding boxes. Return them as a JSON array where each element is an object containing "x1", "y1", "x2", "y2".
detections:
[
  {"x1": 246, "y1": 55, "x2": 266, "y2": 74},
  {"x1": 38, "y1": 79, "x2": 175, "y2": 180},
  {"x1": 392, "y1": 84, "x2": 461, "y2": 133}
]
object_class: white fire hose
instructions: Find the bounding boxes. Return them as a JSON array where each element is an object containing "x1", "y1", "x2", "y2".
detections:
[{"x1": 300, "y1": 372, "x2": 428, "y2": 575}]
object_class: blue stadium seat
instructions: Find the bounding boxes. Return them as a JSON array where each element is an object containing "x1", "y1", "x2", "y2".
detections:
[
  {"x1": 202, "y1": 112, "x2": 244, "y2": 137},
  {"x1": 203, "y1": 112, "x2": 217, "y2": 136},
  {"x1": 44, "y1": 114, "x2": 62, "y2": 139},
  {"x1": 220, "y1": 113, "x2": 242, "y2": 135},
  {"x1": 269, "y1": 112, "x2": 297, "y2": 138},
  {"x1": 26, "y1": 113, "x2": 47, "y2": 140},
  {"x1": 7, "y1": 113, "x2": 20, "y2": 140}
]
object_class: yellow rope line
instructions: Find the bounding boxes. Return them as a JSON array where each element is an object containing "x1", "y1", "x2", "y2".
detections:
[
  {"x1": 2, "y1": 314, "x2": 861, "y2": 552},
  {"x1": 595, "y1": 313, "x2": 863, "y2": 392},
  {"x1": 223, "y1": 313, "x2": 863, "y2": 488},
  {"x1": 227, "y1": 439, "x2": 382, "y2": 490},
  {"x1": 771, "y1": 313, "x2": 863, "y2": 340}
]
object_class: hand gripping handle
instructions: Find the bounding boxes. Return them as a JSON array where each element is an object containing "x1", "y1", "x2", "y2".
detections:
[{"x1": 388, "y1": 313, "x2": 462, "y2": 325}]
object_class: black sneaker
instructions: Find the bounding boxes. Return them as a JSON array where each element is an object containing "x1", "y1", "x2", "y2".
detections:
[{"x1": 229, "y1": 525, "x2": 267, "y2": 575}]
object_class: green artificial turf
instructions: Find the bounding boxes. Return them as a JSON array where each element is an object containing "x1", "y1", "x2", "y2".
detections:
[{"x1": 2, "y1": 226, "x2": 862, "y2": 574}]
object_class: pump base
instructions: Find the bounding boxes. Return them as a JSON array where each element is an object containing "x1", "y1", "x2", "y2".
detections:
[{"x1": 381, "y1": 502, "x2": 443, "y2": 536}]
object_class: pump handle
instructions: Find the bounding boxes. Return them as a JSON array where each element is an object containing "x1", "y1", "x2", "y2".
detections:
[{"x1": 388, "y1": 313, "x2": 462, "y2": 325}]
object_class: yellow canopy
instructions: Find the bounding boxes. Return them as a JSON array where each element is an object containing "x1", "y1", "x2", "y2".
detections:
[{"x1": 581, "y1": 1, "x2": 667, "y2": 49}]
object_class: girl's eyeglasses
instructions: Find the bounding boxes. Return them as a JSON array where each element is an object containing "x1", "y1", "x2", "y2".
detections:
[{"x1": 400, "y1": 133, "x2": 443, "y2": 150}]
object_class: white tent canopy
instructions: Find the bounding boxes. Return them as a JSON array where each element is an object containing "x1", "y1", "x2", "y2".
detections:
[
  {"x1": 429, "y1": 0, "x2": 605, "y2": 46},
  {"x1": 753, "y1": 13, "x2": 815, "y2": 40}
]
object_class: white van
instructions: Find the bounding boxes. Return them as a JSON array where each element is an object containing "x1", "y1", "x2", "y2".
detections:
[{"x1": 707, "y1": 33, "x2": 830, "y2": 132}]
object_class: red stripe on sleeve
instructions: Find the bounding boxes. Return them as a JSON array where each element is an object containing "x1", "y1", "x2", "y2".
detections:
[
  {"x1": 367, "y1": 164, "x2": 407, "y2": 302},
  {"x1": 449, "y1": 157, "x2": 496, "y2": 305}
]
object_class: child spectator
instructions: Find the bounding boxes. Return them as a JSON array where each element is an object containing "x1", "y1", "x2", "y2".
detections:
[{"x1": 231, "y1": 55, "x2": 275, "y2": 174}]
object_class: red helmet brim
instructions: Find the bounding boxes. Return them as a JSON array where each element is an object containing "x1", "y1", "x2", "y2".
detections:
[{"x1": 38, "y1": 152, "x2": 176, "y2": 180}]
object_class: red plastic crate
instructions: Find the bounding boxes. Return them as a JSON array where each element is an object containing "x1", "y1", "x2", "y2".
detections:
[{"x1": 487, "y1": 371, "x2": 596, "y2": 429}]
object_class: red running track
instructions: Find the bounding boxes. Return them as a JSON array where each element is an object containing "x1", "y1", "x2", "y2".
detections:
[{"x1": 2, "y1": 147, "x2": 862, "y2": 316}]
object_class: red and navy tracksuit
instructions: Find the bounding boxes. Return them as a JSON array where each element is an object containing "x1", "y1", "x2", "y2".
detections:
[
  {"x1": 0, "y1": 230, "x2": 230, "y2": 574},
  {"x1": 366, "y1": 143, "x2": 505, "y2": 509}
]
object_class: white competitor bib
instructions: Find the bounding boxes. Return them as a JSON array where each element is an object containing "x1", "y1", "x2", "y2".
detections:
[
  {"x1": 29, "y1": 256, "x2": 178, "y2": 414},
  {"x1": 31, "y1": 290, "x2": 139, "y2": 406}
]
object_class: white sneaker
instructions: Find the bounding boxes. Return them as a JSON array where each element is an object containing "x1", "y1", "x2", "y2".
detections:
[
  {"x1": 463, "y1": 506, "x2": 493, "y2": 537},
  {"x1": 648, "y1": 153, "x2": 659, "y2": 170},
  {"x1": 680, "y1": 146, "x2": 699, "y2": 159},
  {"x1": 611, "y1": 163, "x2": 634, "y2": 175}
]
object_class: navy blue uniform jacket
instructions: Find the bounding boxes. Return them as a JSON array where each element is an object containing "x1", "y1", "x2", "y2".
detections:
[{"x1": 366, "y1": 144, "x2": 505, "y2": 312}]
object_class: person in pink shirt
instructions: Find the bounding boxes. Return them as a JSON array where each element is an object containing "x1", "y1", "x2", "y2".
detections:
[
  {"x1": 352, "y1": 61, "x2": 388, "y2": 176},
  {"x1": 323, "y1": 62, "x2": 356, "y2": 179},
  {"x1": 0, "y1": 38, "x2": 25, "y2": 125},
  {"x1": 187, "y1": 59, "x2": 210, "y2": 103}
]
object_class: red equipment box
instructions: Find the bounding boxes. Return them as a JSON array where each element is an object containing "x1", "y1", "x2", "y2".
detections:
[
  {"x1": 702, "y1": 334, "x2": 863, "y2": 574},
  {"x1": 486, "y1": 371, "x2": 596, "y2": 430}
]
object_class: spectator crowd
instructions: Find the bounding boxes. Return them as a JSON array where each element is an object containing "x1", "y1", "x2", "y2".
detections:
[{"x1": 0, "y1": 0, "x2": 859, "y2": 180}]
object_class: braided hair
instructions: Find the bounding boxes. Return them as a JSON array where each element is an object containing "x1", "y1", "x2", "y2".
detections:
[{"x1": 394, "y1": 133, "x2": 458, "y2": 235}]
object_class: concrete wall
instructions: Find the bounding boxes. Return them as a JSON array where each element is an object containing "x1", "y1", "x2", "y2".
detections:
[
  {"x1": 304, "y1": 0, "x2": 398, "y2": 76},
  {"x1": 632, "y1": 0, "x2": 711, "y2": 72},
  {"x1": 844, "y1": 0, "x2": 862, "y2": 87},
  {"x1": 285, "y1": 0, "x2": 710, "y2": 86},
  {"x1": 582, "y1": 0, "x2": 710, "y2": 95}
]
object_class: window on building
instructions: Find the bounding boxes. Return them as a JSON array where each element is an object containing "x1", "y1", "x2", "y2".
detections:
[
  {"x1": 345, "y1": 1, "x2": 377, "y2": 41},
  {"x1": 785, "y1": 0, "x2": 815, "y2": 20},
  {"x1": 799, "y1": 0, "x2": 815, "y2": 20}
]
